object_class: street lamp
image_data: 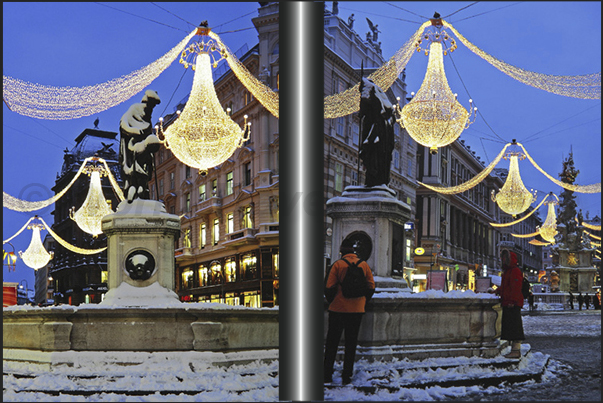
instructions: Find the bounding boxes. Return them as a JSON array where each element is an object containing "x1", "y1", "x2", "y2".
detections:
[{"x1": 18, "y1": 279, "x2": 32, "y2": 304}]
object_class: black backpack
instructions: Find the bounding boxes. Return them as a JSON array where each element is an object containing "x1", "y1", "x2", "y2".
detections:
[
  {"x1": 522, "y1": 277, "x2": 530, "y2": 299},
  {"x1": 340, "y1": 257, "x2": 369, "y2": 299}
]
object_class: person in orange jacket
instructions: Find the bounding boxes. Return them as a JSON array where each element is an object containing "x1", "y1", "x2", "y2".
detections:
[
  {"x1": 495, "y1": 249, "x2": 525, "y2": 359},
  {"x1": 323, "y1": 238, "x2": 375, "y2": 385}
]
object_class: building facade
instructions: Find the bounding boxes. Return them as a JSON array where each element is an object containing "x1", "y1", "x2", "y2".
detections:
[
  {"x1": 49, "y1": 128, "x2": 122, "y2": 305},
  {"x1": 322, "y1": 4, "x2": 417, "y2": 273},
  {"x1": 150, "y1": 3, "x2": 279, "y2": 307}
]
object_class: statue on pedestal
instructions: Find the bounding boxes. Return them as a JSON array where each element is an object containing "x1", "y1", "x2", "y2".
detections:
[
  {"x1": 358, "y1": 72, "x2": 395, "y2": 187},
  {"x1": 119, "y1": 90, "x2": 161, "y2": 203}
]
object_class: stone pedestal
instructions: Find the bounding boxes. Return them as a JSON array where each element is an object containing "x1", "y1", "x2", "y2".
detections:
[
  {"x1": 101, "y1": 199, "x2": 180, "y2": 291},
  {"x1": 326, "y1": 185, "x2": 411, "y2": 280},
  {"x1": 555, "y1": 249, "x2": 597, "y2": 293}
]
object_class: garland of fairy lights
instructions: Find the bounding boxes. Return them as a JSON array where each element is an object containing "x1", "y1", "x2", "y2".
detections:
[
  {"x1": 324, "y1": 21, "x2": 431, "y2": 119},
  {"x1": 209, "y1": 31, "x2": 279, "y2": 118},
  {"x1": 442, "y1": 21, "x2": 601, "y2": 100},
  {"x1": 418, "y1": 143, "x2": 510, "y2": 194},
  {"x1": 591, "y1": 241, "x2": 602, "y2": 248},
  {"x1": 584, "y1": 230, "x2": 601, "y2": 241},
  {"x1": 3, "y1": 216, "x2": 105, "y2": 257},
  {"x1": 518, "y1": 143, "x2": 601, "y2": 194},
  {"x1": 490, "y1": 193, "x2": 549, "y2": 227},
  {"x1": 583, "y1": 222, "x2": 602, "y2": 231},
  {"x1": 529, "y1": 239, "x2": 550, "y2": 246},
  {"x1": 510, "y1": 196, "x2": 559, "y2": 243},
  {"x1": 3, "y1": 30, "x2": 197, "y2": 120},
  {"x1": 3, "y1": 157, "x2": 124, "y2": 212},
  {"x1": 511, "y1": 231, "x2": 540, "y2": 239}
]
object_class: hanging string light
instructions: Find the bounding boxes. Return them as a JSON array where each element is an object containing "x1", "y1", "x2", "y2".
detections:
[
  {"x1": 517, "y1": 143, "x2": 601, "y2": 194},
  {"x1": 70, "y1": 167, "x2": 114, "y2": 237},
  {"x1": 18, "y1": 221, "x2": 53, "y2": 270},
  {"x1": 3, "y1": 157, "x2": 123, "y2": 212},
  {"x1": 529, "y1": 239, "x2": 550, "y2": 246},
  {"x1": 209, "y1": 31, "x2": 279, "y2": 119},
  {"x1": 157, "y1": 27, "x2": 250, "y2": 174},
  {"x1": 442, "y1": 20, "x2": 601, "y2": 100},
  {"x1": 491, "y1": 142, "x2": 536, "y2": 216},
  {"x1": 583, "y1": 222, "x2": 602, "y2": 231},
  {"x1": 3, "y1": 30, "x2": 197, "y2": 120},
  {"x1": 419, "y1": 143, "x2": 510, "y2": 194},
  {"x1": 537, "y1": 195, "x2": 559, "y2": 243},
  {"x1": 398, "y1": 31, "x2": 476, "y2": 154},
  {"x1": 584, "y1": 230, "x2": 601, "y2": 241},
  {"x1": 324, "y1": 21, "x2": 431, "y2": 119}
]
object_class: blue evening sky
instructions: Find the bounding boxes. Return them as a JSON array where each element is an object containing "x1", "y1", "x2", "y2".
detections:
[{"x1": 3, "y1": 2, "x2": 601, "y2": 290}]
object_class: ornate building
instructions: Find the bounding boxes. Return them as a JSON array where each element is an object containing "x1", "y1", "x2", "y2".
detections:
[
  {"x1": 49, "y1": 128, "x2": 122, "y2": 305},
  {"x1": 322, "y1": 4, "x2": 416, "y2": 273},
  {"x1": 150, "y1": 3, "x2": 279, "y2": 307}
]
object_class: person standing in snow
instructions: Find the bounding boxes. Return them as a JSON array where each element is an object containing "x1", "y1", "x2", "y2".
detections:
[
  {"x1": 594, "y1": 290, "x2": 601, "y2": 310},
  {"x1": 495, "y1": 249, "x2": 525, "y2": 359},
  {"x1": 584, "y1": 293, "x2": 590, "y2": 310},
  {"x1": 323, "y1": 237, "x2": 375, "y2": 385},
  {"x1": 119, "y1": 90, "x2": 162, "y2": 203},
  {"x1": 577, "y1": 292, "x2": 584, "y2": 310},
  {"x1": 568, "y1": 291, "x2": 575, "y2": 310}
]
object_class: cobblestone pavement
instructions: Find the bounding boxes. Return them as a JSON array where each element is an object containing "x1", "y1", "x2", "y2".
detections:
[{"x1": 473, "y1": 311, "x2": 601, "y2": 402}]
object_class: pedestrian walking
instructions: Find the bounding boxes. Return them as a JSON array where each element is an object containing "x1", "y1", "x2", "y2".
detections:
[
  {"x1": 493, "y1": 249, "x2": 525, "y2": 359},
  {"x1": 594, "y1": 290, "x2": 601, "y2": 310},
  {"x1": 577, "y1": 292, "x2": 584, "y2": 310},
  {"x1": 568, "y1": 291, "x2": 575, "y2": 310},
  {"x1": 528, "y1": 291, "x2": 535, "y2": 312},
  {"x1": 584, "y1": 293, "x2": 590, "y2": 310},
  {"x1": 324, "y1": 237, "x2": 375, "y2": 385}
]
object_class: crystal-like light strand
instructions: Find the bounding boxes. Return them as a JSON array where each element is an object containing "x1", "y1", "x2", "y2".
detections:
[
  {"x1": 511, "y1": 231, "x2": 540, "y2": 239},
  {"x1": 584, "y1": 230, "x2": 602, "y2": 241},
  {"x1": 324, "y1": 21, "x2": 431, "y2": 119},
  {"x1": 38, "y1": 217, "x2": 106, "y2": 255},
  {"x1": 3, "y1": 30, "x2": 197, "y2": 120},
  {"x1": 538, "y1": 201, "x2": 558, "y2": 243},
  {"x1": 99, "y1": 159, "x2": 125, "y2": 201},
  {"x1": 492, "y1": 153, "x2": 537, "y2": 216},
  {"x1": 583, "y1": 222, "x2": 602, "y2": 231},
  {"x1": 3, "y1": 217, "x2": 36, "y2": 245},
  {"x1": 490, "y1": 193, "x2": 548, "y2": 227},
  {"x1": 209, "y1": 31, "x2": 279, "y2": 118},
  {"x1": 529, "y1": 239, "x2": 550, "y2": 246},
  {"x1": 518, "y1": 143, "x2": 601, "y2": 193},
  {"x1": 442, "y1": 21, "x2": 601, "y2": 100},
  {"x1": 18, "y1": 224, "x2": 53, "y2": 270},
  {"x1": 419, "y1": 143, "x2": 510, "y2": 194},
  {"x1": 70, "y1": 170, "x2": 114, "y2": 236}
]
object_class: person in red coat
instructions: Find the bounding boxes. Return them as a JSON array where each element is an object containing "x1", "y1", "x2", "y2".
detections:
[{"x1": 495, "y1": 249, "x2": 525, "y2": 358}]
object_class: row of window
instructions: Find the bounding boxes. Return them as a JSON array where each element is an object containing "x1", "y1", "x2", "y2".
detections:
[{"x1": 181, "y1": 206, "x2": 254, "y2": 248}]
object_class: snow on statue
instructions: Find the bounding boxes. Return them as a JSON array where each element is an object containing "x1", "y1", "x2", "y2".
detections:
[{"x1": 119, "y1": 90, "x2": 161, "y2": 203}]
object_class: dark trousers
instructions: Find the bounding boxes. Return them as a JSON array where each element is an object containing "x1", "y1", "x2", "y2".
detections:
[{"x1": 323, "y1": 311, "x2": 364, "y2": 380}]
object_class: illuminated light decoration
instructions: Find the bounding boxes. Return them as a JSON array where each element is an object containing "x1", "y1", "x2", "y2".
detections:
[
  {"x1": 209, "y1": 31, "x2": 279, "y2": 119},
  {"x1": 490, "y1": 193, "x2": 548, "y2": 227},
  {"x1": 419, "y1": 143, "x2": 510, "y2": 194},
  {"x1": 3, "y1": 244, "x2": 18, "y2": 272},
  {"x1": 324, "y1": 21, "x2": 431, "y2": 119},
  {"x1": 158, "y1": 41, "x2": 250, "y2": 174},
  {"x1": 583, "y1": 222, "x2": 602, "y2": 231},
  {"x1": 3, "y1": 217, "x2": 36, "y2": 245},
  {"x1": 491, "y1": 148, "x2": 536, "y2": 216},
  {"x1": 590, "y1": 241, "x2": 602, "y2": 248},
  {"x1": 70, "y1": 169, "x2": 113, "y2": 237},
  {"x1": 39, "y1": 217, "x2": 106, "y2": 255},
  {"x1": 2, "y1": 30, "x2": 197, "y2": 120},
  {"x1": 18, "y1": 222, "x2": 53, "y2": 270},
  {"x1": 442, "y1": 21, "x2": 601, "y2": 100},
  {"x1": 584, "y1": 230, "x2": 601, "y2": 241},
  {"x1": 511, "y1": 231, "x2": 540, "y2": 239},
  {"x1": 529, "y1": 239, "x2": 550, "y2": 246},
  {"x1": 517, "y1": 144, "x2": 601, "y2": 194},
  {"x1": 537, "y1": 196, "x2": 559, "y2": 244},
  {"x1": 3, "y1": 157, "x2": 124, "y2": 212},
  {"x1": 398, "y1": 38, "x2": 476, "y2": 154}
]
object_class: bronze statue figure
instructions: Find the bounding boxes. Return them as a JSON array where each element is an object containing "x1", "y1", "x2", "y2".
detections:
[
  {"x1": 119, "y1": 90, "x2": 161, "y2": 203},
  {"x1": 358, "y1": 74, "x2": 395, "y2": 188}
]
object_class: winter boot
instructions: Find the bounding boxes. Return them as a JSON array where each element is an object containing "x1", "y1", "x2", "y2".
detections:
[{"x1": 504, "y1": 342, "x2": 521, "y2": 359}]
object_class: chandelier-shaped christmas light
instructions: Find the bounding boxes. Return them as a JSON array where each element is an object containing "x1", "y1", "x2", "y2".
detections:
[
  {"x1": 537, "y1": 195, "x2": 559, "y2": 243},
  {"x1": 398, "y1": 32, "x2": 476, "y2": 154},
  {"x1": 70, "y1": 167, "x2": 113, "y2": 237},
  {"x1": 157, "y1": 28, "x2": 250, "y2": 174},
  {"x1": 491, "y1": 143, "x2": 536, "y2": 216},
  {"x1": 18, "y1": 220, "x2": 53, "y2": 270}
]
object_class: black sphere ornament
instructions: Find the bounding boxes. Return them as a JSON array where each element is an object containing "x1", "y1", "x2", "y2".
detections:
[{"x1": 125, "y1": 250, "x2": 156, "y2": 281}]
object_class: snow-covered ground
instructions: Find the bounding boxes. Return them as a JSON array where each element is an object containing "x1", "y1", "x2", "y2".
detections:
[{"x1": 4, "y1": 290, "x2": 601, "y2": 402}]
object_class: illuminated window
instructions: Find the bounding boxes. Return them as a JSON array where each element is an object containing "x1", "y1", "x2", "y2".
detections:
[
  {"x1": 243, "y1": 291, "x2": 260, "y2": 308},
  {"x1": 226, "y1": 171, "x2": 233, "y2": 195},
  {"x1": 101, "y1": 271, "x2": 108, "y2": 284},
  {"x1": 182, "y1": 268, "x2": 194, "y2": 289},
  {"x1": 199, "y1": 184, "x2": 206, "y2": 202},
  {"x1": 213, "y1": 218, "x2": 219, "y2": 245},
  {"x1": 273, "y1": 251, "x2": 279, "y2": 279},
  {"x1": 198, "y1": 265, "x2": 208, "y2": 287},
  {"x1": 200, "y1": 223, "x2": 206, "y2": 248},
  {"x1": 227, "y1": 213, "x2": 234, "y2": 233},
  {"x1": 210, "y1": 261, "x2": 223, "y2": 285},
  {"x1": 225, "y1": 257, "x2": 236, "y2": 282},
  {"x1": 406, "y1": 239, "x2": 412, "y2": 262},
  {"x1": 243, "y1": 205, "x2": 253, "y2": 228},
  {"x1": 241, "y1": 253, "x2": 257, "y2": 280}
]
